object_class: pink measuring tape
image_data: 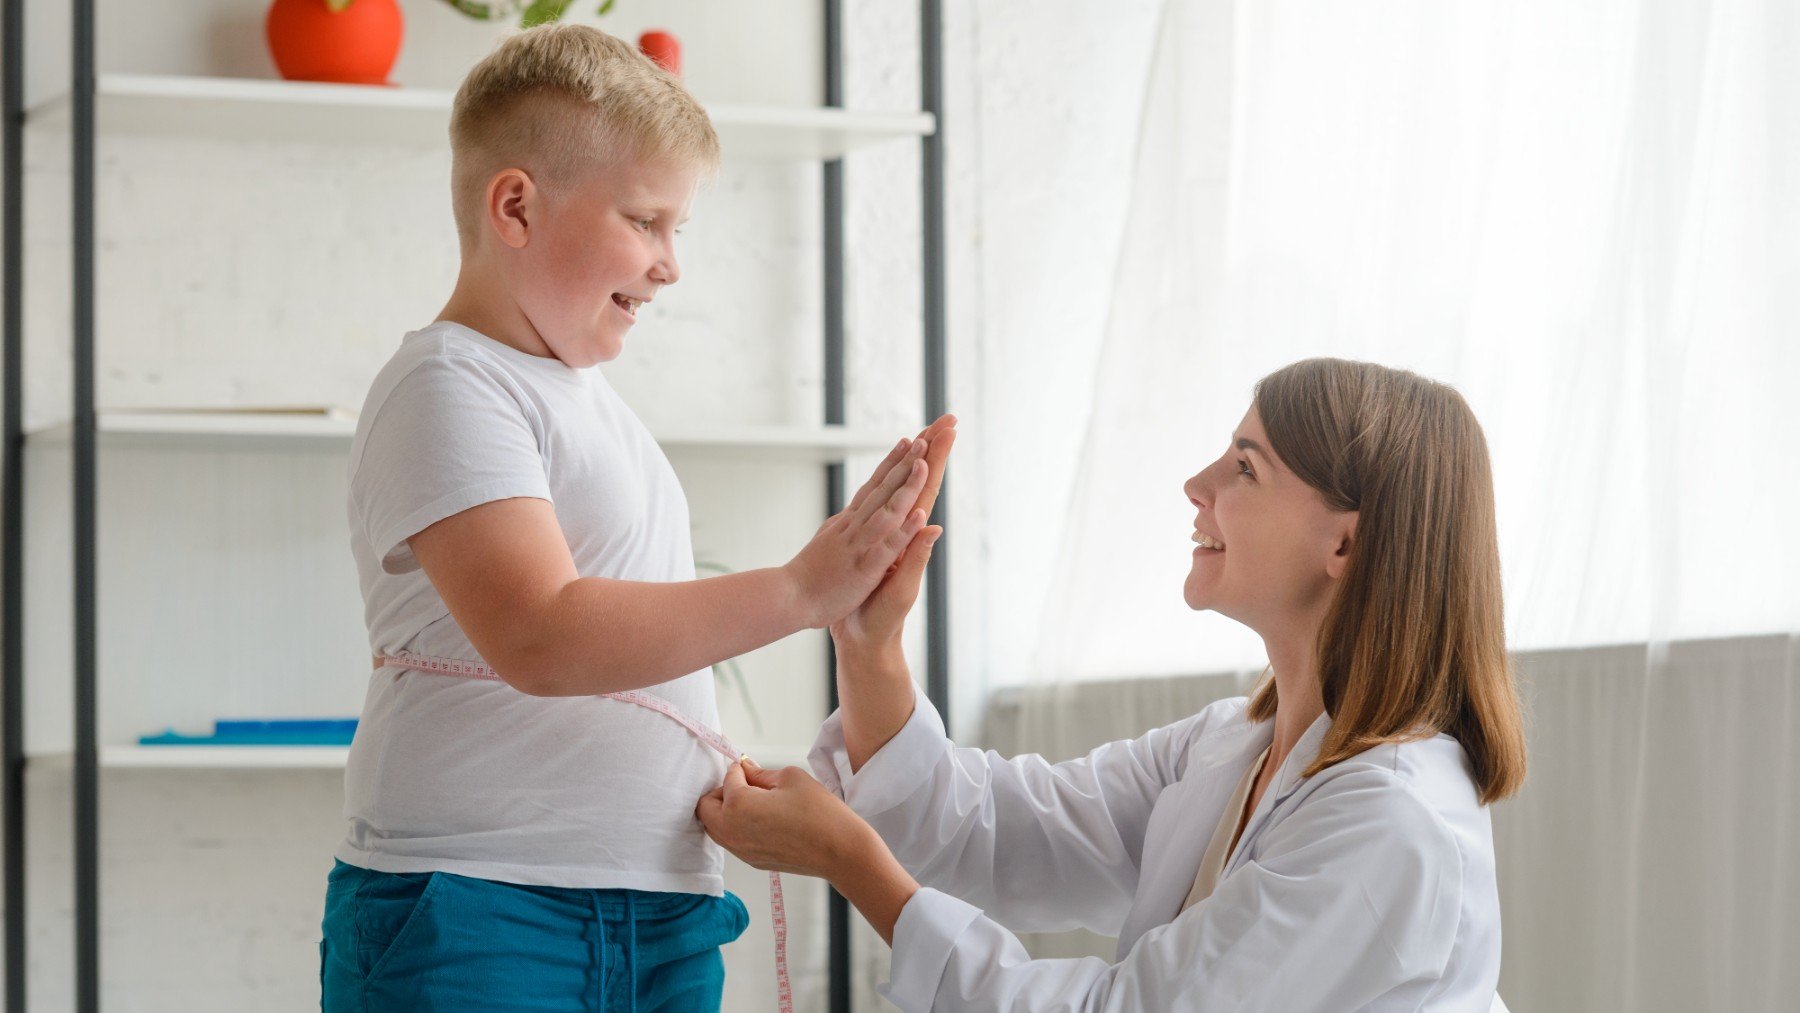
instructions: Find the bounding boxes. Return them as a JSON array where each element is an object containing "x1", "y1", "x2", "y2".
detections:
[{"x1": 378, "y1": 651, "x2": 794, "y2": 1013}]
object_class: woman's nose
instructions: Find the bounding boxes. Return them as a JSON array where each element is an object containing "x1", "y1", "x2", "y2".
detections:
[{"x1": 1184, "y1": 469, "x2": 1211, "y2": 509}]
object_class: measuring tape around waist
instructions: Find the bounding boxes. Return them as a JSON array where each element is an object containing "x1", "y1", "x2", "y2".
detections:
[{"x1": 376, "y1": 651, "x2": 794, "y2": 1013}]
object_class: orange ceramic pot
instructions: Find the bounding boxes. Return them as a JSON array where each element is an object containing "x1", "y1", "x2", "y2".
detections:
[
  {"x1": 266, "y1": 0, "x2": 404, "y2": 86},
  {"x1": 639, "y1": 30, "x2": 682, "y2": 76}
]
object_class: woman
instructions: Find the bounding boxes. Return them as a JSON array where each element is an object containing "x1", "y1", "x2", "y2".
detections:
[{"x1": 698, "y1": 359, "x2": 1526, "y2": 1011}]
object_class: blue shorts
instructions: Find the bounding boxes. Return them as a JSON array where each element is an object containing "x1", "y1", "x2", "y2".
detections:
[{"x1": 320, "y1": 859, "x2": 749, "y2": 1012}]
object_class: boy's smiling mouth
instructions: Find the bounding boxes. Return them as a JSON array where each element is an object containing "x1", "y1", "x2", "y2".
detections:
[{"x1": 611, "y1": 292, "x2": 647, "y2": 319}]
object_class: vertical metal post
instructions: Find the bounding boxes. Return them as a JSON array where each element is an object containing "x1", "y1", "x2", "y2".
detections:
[
  {"x1": 2, "y1": 0, "x2": 27, "y2": 1007},
  {"x1": 821, "y1": 0, "x2": 852, "y2": 1008},
  {"x1": 920, "y1": 0, "x2": 949, "y2": 726},
  {"x1": 72, "y1": 0, "x2": 101, "y2": 1009}
]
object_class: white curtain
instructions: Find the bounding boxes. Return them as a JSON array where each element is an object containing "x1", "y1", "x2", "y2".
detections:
[
  {"x1": 979, "y1": 0, "x2": 1800, "y2": 1009},
  {"x1": 1025, "y1": 0, "x2": 1799, "y2": 684}
]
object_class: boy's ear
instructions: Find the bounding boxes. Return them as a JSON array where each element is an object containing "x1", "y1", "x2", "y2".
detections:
[{"x1": 487, "y1": 168, "x2": 536, "y2": 250}]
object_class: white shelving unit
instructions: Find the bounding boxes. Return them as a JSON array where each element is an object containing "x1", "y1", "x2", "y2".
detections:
[
  {"x1": 13, "y1": 29, "x2": 940, "y2": 1002},
  {"x1": 15, "y1": 71, "x2": 933, "y2": 775},
  {"x1": 26, "y1": 73, "x2": 936, "y2": 159},
  {"x1": 100, "y1": 746, "x2": 350, "y2": 770},
  {"x1": 26, "y1": 409, "x2": 899, "y2": 463}
]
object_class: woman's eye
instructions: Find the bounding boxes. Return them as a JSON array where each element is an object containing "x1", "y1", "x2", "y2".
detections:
[{"x1": 1236, "y1": 459, "x2": 1254, "y2": 479}]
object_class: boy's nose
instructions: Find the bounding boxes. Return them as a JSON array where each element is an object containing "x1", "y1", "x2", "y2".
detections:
[{"x1": 651, "y1": 253, "x2": 680, "y2": 285}]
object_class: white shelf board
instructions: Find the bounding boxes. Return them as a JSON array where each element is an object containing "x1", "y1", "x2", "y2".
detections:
[
  {"x1": 29, "y1": 746, "x2": 352, "y2": 770},
  {"x1": 26, "y1": 74, "x2": 936, "y2": 160},
  {"x1": 26, "y1": 409, "x2": 360, "y2": 448},
  {"x1": 656, "y1": 424, "x2": 900, "y2": 463},
  {"x1": 25, "y1": 411, "x2": 902, "y2": 463}
]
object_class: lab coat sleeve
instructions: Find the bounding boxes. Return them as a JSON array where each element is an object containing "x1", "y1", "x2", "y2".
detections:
[
  {"x1": 875, "y1": 767, "x2": 1465, "y2": 1012},
  {"x1": 808, "y1": 682, "x2": 1216, "y2": 935}
]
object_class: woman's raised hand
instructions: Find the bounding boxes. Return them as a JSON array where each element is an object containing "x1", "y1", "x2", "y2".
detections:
[
  {"x1": 781, "y1": 415, "x2": 956, "y2": 630},
  {"x1": 830, "y1": 417, "x2": 956, "y2": 651}
]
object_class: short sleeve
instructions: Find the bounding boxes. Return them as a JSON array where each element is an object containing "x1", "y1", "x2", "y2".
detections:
[{"x1": 351, "y1": 354, "x2": 553, "y2": 574}]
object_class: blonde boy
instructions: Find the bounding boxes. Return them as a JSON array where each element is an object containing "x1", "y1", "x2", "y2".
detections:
[{"x1": 319, "y1": 25, "x2": 952, "y2": 1009}]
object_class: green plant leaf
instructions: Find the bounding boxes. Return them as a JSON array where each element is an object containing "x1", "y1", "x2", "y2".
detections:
[
  {"x1": 436, "y1": 0, "x2": 506, "y2": 21},
  {"x1": 597, "y1": 0, "x2": 616, "y2": 15},
  {"x1": 520, "y1": 0, "x2": 573, "y2": 27}
]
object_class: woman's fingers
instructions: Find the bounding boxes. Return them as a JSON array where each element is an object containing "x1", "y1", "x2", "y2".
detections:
[
  {"x1": 846, "y1": 415, "x2": 955, "y2": 515},
  {"x1": 915, "y1": 413, "x2": 956, "y2": 448},
  {"x1": 695, "y1": 788, "x2": 724, "y2": 827},
  {"x1": 898, "y1": 527, "x2": 942, "y2": 587},
  {"x1": 913, "y1": 427, "x2": 956, "y2": 525},
  {"x1": 859, "y1": 525, "x2": 941, "y2": 630},
  {"x1": 740, "y1": 758, "x2": 782, "y2": 789}
]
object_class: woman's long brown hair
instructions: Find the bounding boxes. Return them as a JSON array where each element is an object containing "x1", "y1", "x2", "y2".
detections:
[{"x1": 1244, "y1": 358, "x2": 1526, "y2": 804}]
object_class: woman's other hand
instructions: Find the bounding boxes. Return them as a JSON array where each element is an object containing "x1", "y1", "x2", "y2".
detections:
[
  {"x1": 695, "y1": 759, "x2": 873, "y2": 878},
  {"x1": 696, "y1": 758, "x2": 919, "y2": 944}
]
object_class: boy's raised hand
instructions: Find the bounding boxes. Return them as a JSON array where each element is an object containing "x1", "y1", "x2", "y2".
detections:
[{"x1": 783, "y1": 415, "x2": 957, "y2": 630}]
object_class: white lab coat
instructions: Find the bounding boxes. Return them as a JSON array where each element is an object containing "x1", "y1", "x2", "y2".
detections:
[{"x1": 808, "y1": 686, "x2": 1506, "y2": 1012}]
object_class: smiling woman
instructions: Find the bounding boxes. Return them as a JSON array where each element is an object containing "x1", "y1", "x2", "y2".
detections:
[
  {"x1": 1233, "y1": 359, "x2": 1525, "y2": 803},
  {"x1": 697, "y1": 357, "x2": 1523, "y2": 1011}
]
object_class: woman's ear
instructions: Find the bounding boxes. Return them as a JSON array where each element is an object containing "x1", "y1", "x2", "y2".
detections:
[
  {"x1": 1324, "y1": 511, "x2": 1358, "y2": 581},
  {"x1": 487, "y1": 168, "x2": 536, "y2": 250}
]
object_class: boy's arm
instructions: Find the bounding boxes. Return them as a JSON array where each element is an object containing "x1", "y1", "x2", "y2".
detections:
[{"x1": 408, "y1": 423, "x2": 952, "y2": 697}]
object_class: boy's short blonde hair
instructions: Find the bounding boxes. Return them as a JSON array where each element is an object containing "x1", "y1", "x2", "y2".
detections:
[{"x1": 449, "y1": 25, "x2": 721, "y2": 245}]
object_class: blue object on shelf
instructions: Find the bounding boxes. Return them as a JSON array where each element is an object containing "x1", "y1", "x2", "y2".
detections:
[
  {"x1": 214, "y1": 718, "x2": 359, "y2": 737},
  {"x1": 138, "y1": 717, "x2": 358, "y2": 747}
]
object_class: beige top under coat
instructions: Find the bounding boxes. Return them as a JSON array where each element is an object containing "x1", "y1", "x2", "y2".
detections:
[{"x1": 1180, "y1": 746, "x2": 1269, "y2": 912}]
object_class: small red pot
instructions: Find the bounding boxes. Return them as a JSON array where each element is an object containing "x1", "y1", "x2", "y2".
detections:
[
  {"x1": 639, "y1": 30, "x2": 682, "y2": 76},
  {"x1": 266, "y1": 0, "x2": 404, "y2": 86}
]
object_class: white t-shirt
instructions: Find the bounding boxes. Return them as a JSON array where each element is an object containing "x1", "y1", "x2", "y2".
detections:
[{"x1": 337, "y1": 320, "x2": 725, "y2": 893}]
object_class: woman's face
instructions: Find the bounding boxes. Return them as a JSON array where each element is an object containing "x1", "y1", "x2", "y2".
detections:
[{"x1": 1182, "y1": 406, "x2": 1358, "y2": 633}]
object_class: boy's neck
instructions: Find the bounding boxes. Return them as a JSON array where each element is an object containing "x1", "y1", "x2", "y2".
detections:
[{"x1": 436, "y1": 264, "x2": 557, "y2": 360}]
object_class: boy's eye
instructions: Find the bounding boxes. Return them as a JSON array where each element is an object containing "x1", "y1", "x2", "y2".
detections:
[{"x1": 635, "y1": 218, "x2": 654, "y2": 231}]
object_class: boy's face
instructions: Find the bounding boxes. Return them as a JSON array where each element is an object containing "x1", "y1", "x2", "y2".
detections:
[{"x1": 511, "y1": 155, "x2": 699, "y2": 367}]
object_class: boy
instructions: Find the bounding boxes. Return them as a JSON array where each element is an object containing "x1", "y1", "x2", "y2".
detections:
[{"x1": 319, "y1": 25, "x2": 953, "y2": 1010}]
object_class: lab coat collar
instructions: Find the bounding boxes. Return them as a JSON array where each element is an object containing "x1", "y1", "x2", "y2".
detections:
[
  {"x1": 1220, "y1": 709, "x2": 1334, "y2": 881},
  {"x1": 1266, "y1": 709, "x2": 1334, "y2": 805}
]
